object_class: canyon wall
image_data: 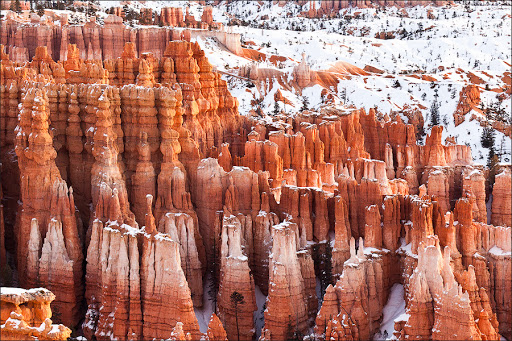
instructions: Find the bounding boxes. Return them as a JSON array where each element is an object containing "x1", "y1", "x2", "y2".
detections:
[
  {"x1": 0, "y1": 15, "x2": 510, "y2": 341},
  {"x1": 0, "y1": 12, "x2": 242, "y2": 63}
]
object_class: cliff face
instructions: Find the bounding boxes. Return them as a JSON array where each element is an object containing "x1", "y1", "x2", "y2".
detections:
[
  {"x1": 1, "y1": 13, "x2": 511, "y2": 341},
  {"x1": 0, "y1": 14, "x2": 241, "y2": 62}
]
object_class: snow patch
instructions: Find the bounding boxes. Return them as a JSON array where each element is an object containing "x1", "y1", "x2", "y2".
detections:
[{"x1": 374, "y1": 283, "x2": 407, "y2": 340}]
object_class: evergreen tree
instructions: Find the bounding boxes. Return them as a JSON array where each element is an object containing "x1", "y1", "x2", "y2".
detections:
[
  {"x1": 301, "y1": 95, "x2": 309, "y2": 112},
  {"x1": 487, "y1": 153, "x2": 499, "y2": 187},
  {"x1": 256, "y1": 105, "x2": 263, "y2": 117},
  {"x1": 481, "y1": 126, "x2": 495, "y2": 149},
  {"x1": 324, "y1": 242, "x2": 333, "y2": 286},
  {"x1": 11, "y1": 0, "x2": 22, "y2": 14},
  {"x1": 340, "y1": 87, "x2": 347, "y2": 102},
  {"x1": 313, "y1": 242, "x2": 333, "y2": 302},
  {"x1": 37, "y1": 4, "x2": 44, "y2": 17},
  {"x1": 429, "y1": 99, "x2": 440, "y2": 127},
  {"x1": 230, "y1": 291, "x2": 245, "y2": 341},
  {"x1": 273, "y1": 101, "x2": 280, "y2": 115}
]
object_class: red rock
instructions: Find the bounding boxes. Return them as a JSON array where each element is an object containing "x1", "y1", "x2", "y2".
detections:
[
  {"x1": 298, "y1": 248, "x2": 318, "y2": 320},
  {"x1": 217, "y1": 213, "x2": 257, "y2": 341},
  {"x1": 314, "y1": 284, "x2": 339, "y2": 336},
  {"x1": 293, "y1": 53, "x2": 311, "y2": 88},
  {"x1": 0, "y1": 18, "x2": 510, "y2": 341},
  {"x1": 397, "y1": 240, "x2": 494, "y2": 341},
  {"x1": 253, "y1": 192, "x2": 280, "y2": 294},
  {"x1": 205, "y1": 313, "x2": 228, "y2": 340},
  {"x1": 263, "y1": 221, "x2": 308, "y2": 340},
  {"x1": 201, "y1": 6, "x2": 214, "y2": 25},
  {"x1": 364, "y1": 204, "x2": 382, "y2": 248},
  {"x1": 382, "y1": 195, "x2": 401, "y2": 252},
  {"x1": 13, "y1": 87, "x2": 83, "y2": 327},
  {"x1": 403, "y1": 196, "x2": 435, "y2": 255},
  {"x1": 332, "y1": 196, "x2": 351, "y2": 277},
  {"x1": 156, "y1": 202, "x2": 204, "y2": 307},
  {"x1": 462, "y1": 167, "x2": 487, "y2": 223},
  {"x1": 426, "y1": 168, "x2": 450, "y2": 213},
  {"x1": 333, "y1": 237, "x2": 387, "y2": 340},
  {"x1": 403, "y1": 269, "x2": 434, "y2": 340},
  {"x1": 454, "y1": 197, "x2": 478, "y2": 266},
  {"x1": 491, "y1": 168, "x2": 512, "y2": 228},
  {"x1": 168, "y1": 322, "x2": 192, "y2": 341},
  {"x1": 454, "y1": 85, "x2": 481, "y2": 126},
  {"x1": 141, "y1": 232, "x2": 201, "y2": 340},
  {"x1": 131, "y1": 132, "x2": 156, "y2": 225},
  {"x1": 457, "y1": 266, "x2": 500, "y2": 340}
]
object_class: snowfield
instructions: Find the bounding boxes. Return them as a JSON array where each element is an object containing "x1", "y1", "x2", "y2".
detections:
[{"x1": 190, "y1": 1, "x2": 511, "y2": 166}]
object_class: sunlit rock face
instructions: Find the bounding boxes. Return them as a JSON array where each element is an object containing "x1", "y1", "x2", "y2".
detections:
[{"x1": 0, "y1": 288, "x2": 72, "y2": 341}]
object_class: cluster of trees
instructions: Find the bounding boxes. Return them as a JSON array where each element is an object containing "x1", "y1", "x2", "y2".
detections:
[
  {"x1": 480, "y1": 100, "x2": 509, "y2": 182},
  {"x1": 429, "y1": 89, "x2": 440, "y2": 127},
  {"x1": 25, "y1": 0, "x2": 98, "y2": 16},
  {"x1": 9, "y1": 0, "x2": 21, "y2": 13},
  {"x1": 123, "y1": 4, "x2": 140, "y2": 25}
]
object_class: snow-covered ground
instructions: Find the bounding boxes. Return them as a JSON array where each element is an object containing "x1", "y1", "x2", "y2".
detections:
[
  {"x1": 374, "y1": 283, "x2": 407, "y2": 340},
  {"x1": 193, "y1": 273, "x2": 215, "y2": 333},
  {"x1": 254, "y1": 285, "x2": 267, "y2": 339},
  {"x1": 192, "y1": 2, "x2": 512, "y2": 165}
]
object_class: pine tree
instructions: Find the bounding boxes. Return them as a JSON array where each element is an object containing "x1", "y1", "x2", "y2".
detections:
[
  {"x1": 37, "y1": 4, "x2": 44, "y2": 17},
  {"x1": 313, "y1": 242, "x2": 333, "y2": 301},
  {"x1": 11, "y1": 0, "x2": 22, "y2": 14},
  {"x1": 429, "y1": 99, "x2": 440, "y2": 127},
  {"x1": 273, "y1": 101, "x2": 280, "y2": 115},
  {"x1": 256, "y1": 105, "x2": 263, "y2": 117},
  {"x1": 230, "y1": 291, "x2": 245, "y2": 341},
  {"x1": 481, "y1": 126, "x2": 495, "y2": 149},
  {"x1": 301, "y1": 95, "x2": 309, "y2": 112},
  {"x1": 487, "y1": 153, "x2": 499, "y2": 187},
  {"x1": 324, "y1": 241, "x2": 333, "y2": 286},
  {"x1": 340, "y1": 87, "x2": 347, "y2": 102}
]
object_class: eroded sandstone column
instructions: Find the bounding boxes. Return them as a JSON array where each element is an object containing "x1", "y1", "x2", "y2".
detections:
[{"x1": 262, "y1": 221, "x2": 308, "y2": 340}]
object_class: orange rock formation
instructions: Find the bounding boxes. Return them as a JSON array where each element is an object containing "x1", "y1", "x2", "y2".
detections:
[
  {"x1": 0, "y1": 288, "x2": 71, "y2": 340},
  {"x1": 0, "y1": 15, "x2": 510, "y2": 341}
]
